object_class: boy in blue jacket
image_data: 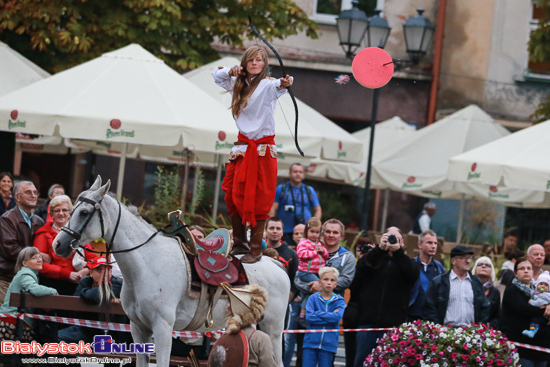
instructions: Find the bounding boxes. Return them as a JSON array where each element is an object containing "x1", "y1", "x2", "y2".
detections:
[{"x1": 303, "y1": 266, "x2": 345, "y2": 367}]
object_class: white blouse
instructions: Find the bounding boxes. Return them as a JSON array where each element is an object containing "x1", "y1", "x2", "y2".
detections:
[{"x1": 212, "y1": 66, "x2": 289, "y2": 156}]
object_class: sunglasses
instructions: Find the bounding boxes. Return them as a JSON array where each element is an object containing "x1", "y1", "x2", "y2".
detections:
[{"x1": 476, "y1": 263, "x2": 492, "y2": 268}]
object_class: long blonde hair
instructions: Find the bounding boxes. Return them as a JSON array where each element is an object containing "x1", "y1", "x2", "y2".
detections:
[{"x1": 231, "y1": 46, "x2": 270, "y2": 118}]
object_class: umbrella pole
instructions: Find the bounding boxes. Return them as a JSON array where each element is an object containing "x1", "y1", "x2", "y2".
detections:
[
  {"x1": 456, "y1": 194, "x2": 465, "y2": 243},
  {"x1": 181, "y1": 149, "x2": 191, "y2": 213},
  {"x1": 381, "y1": 188, "x2": 390, "y2": 231},
  {"x1": 116, "y1": 143, "x2": 128, "y2": 199},
  {"x1": 212, "y1": 155, "x2": 223, "y2": 224}
]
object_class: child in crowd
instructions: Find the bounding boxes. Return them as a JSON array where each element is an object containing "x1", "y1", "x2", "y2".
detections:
[
  {"x1": 0, "y1": 247, "x2": 57, "y2": 341},
  {"x1": 303, "y1": 267, "x2": 345, "y2": 367},
  {"x1": 296, "y1": 217, "x2": 329, "y2": 320},
  {"x1": 522, "y1": 273, "x2": 550, "y2": 338}
]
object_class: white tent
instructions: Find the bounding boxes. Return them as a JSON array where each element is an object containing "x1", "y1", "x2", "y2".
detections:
[
  {"x1": 183, "y1": 57, "x2": 364, "y2": 162},
  {"x1": 448, "y1": 119, "x2": 550, "y2": 193},
  {"x1": 371, "y1": 105, "x2": 511, "y2": 198},
  {"x1": 0, "y1": 42, "x2": 50, "y2": 97},
  {"x1": 0, "y1": 44, "x2": 239, "y2": 196}
]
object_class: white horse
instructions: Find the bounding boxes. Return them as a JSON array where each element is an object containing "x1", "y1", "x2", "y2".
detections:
[{"x1": 53, "y1": 176, "x2": 289, "y2": 367}]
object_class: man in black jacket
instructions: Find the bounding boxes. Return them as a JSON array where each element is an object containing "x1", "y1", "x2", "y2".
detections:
[
  {"x1": 349, "y1": 226, "x2": 419, "y2": 367},
  {"x1": 423, "y1": 246, "x2": 490, "y2": 326}
]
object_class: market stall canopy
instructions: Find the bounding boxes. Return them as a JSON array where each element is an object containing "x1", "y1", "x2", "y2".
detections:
[
  {"x1": 0, "y1": 42, "x2": 50, "y2": 97},
  {"x1": 0, "y1": 44, "x2": 238, "y2": 154},
  {"x1": 184, "y1": 57, "x2": 364, "y2": 162},
  {"x1": 448, "y1": 119, "x2": 550, "y2": 193},
  {"x1": 371, "y1": 105, "x2": 511, "y2": 198}
]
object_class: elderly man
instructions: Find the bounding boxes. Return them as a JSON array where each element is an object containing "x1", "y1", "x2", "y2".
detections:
[
  {"x1": 408, "y1": 230, "x2": 445, "y2": 321},
  {"x1": 0, "y1": 181, "x2": 44, "y2": 303},
  {"x1": 423, "y1": 246, "x2": 489, "y2": 327},
  {"x1": 269, "y1": 163, "x2": 321, "y2": 247},
  {"x1": 527, "y1": 244, "x2": 546, "y2": 281},
  {"x1": 412, "y1": 202, "x2": 436, "y2": 234},
  {"x1": 349, "y1": 226, "x2": 419, "y2": 366}
]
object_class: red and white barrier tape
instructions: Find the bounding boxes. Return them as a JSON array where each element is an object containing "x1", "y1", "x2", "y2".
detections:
[
  {"x1": 5, "y1": 313, "x2": 548, "y2": 354},
  {"x1": 283, "y1": 327, "x2": 391, "y2": 333},
  {"x1": 510, "y1": 341, "x2": 550, "y2": 354},
  {"x1": 1, "y1": 313, "x2": 389, "y2": 336},
  {"x1": 0, "y1": 313, "x2": 203, "y2": 338}
]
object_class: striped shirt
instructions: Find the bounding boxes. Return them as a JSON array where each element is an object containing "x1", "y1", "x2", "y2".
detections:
[{"x1": 443, "y1": 269, "x2": 475, "y2": 326}]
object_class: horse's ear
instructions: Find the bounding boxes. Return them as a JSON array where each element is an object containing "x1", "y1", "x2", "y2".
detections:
[
  {"x1": 89, "y1": 176, "x2": 102, "y2": 191},
  {"x1": 97, "y1": 180, "x2": 111, "y2": 198}
]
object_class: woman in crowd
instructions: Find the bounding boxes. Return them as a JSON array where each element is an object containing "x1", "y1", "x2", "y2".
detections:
[
  {"x1": 34, "y1": 183, "x2": 65, "y2": 223},
  {"x1": 0, "y1": 247, "x2": 57, "y2": 341},
  {"x1": 472, "y1": 256, "x2": 500, "y2": 328},
  {"x1": 189, "y1": 225, "x2": 207, "y2": 241},
  {"x1": 0, "y1": 172, "x2": 15, "y2": 215},
  {"x1": 498, "y1": 249, "x2": 525, "y2": 287},
  {"x1": 352, "y1": 236, "x2": 374, "y2": 261},
  {"x1": 501, "y1": 257, "x2": 550, "y2": 367},
  {"x1": 33, "y1": 195, "x2": 96, "y2": 295}
]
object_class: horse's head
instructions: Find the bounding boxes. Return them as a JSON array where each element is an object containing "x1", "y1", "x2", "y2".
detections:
[{"x1": 54, "y1": 176, "x2": 112, "y2": 258}]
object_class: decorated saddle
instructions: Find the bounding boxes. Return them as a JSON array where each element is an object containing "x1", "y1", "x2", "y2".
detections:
[{"x1": 165, "y1": 210, "x2": 242, "y2": 286}]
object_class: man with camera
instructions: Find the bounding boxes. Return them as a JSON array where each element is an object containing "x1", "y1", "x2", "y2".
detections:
[
  {"x1": 347, "y1": 227, "x2": 419, "y2": 367},
  {"x1": 269, "y1": 163, "x2": 321, "y2": 247}
]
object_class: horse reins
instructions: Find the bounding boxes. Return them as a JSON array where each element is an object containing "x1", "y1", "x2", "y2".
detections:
[{"x1": 60, "y1": 195, "x2": 163, "y2": 265}]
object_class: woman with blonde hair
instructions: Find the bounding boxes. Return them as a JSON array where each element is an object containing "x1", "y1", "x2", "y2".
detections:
[
  {"x1": 213, "y1": 46, "x2": 293, "y2": 263},
  {"x1": 34, "y1": 195, "x2": 97, "y2": 295},
  {"x1": 472, "y1": 256, "x2": 500, "y2": 328},
  {"x1": 0, "y1": 247, "x2": 57, "y2": 341}
]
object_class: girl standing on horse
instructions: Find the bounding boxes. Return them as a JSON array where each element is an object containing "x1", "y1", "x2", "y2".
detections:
[{"x1": 212, "y1": 46, "x2": 293, "y2": 263}]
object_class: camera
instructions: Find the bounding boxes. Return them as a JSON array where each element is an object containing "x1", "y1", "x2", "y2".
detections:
[
  {"x1": 357, "y1": 245, "x2": 370, "y2": 254},
  {"x1": 388, "y1": 234, "x2": 397, "y2": 244},
  {"x1": 284, "y1": 205, "x2": 295, "y2": 213}
]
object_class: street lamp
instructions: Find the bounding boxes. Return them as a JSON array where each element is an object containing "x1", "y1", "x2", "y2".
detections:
[
  {"x1": 336, "y1": 5, "x2": 433, "y2": 233},
  {"x1": 336, "y1": 1, "x2": 368, "y2": 59},
  {"x1": 403, "y1": 9, "x2": 435, "y2": 65}
]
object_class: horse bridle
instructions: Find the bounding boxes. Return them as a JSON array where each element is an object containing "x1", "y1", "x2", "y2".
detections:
[{"x1": 60, "y1": 195, "x2": 161, "y2": 265}]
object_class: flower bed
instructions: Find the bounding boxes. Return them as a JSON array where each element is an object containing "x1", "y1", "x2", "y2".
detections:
[{"x1": 365, "y1": 320, "x2": 519, "y2": 367}]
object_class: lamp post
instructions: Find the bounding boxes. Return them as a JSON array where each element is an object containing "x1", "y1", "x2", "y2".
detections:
[{"x1": 336, "y1": 4, "x2": 433, "y2": 232}]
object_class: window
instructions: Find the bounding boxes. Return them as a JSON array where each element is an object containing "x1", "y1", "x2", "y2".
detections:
[
  {"x1": 312, "y1": 0, "x2": 382, "y2": 25},
  {"x1": 526, "y1": 3, "x2": 550, "y2": 80}
]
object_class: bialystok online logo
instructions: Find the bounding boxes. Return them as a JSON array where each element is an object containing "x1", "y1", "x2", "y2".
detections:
[{"x1": 1, "y1": 335, "x2": 155, "y2": 356}]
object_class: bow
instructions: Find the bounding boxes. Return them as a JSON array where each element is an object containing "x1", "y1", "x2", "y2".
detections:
[{"x1": 248, "y1": 16, "x2": 304, "y2": 157}]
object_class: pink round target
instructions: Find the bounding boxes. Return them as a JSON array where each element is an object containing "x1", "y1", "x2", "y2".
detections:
[{"x1": 352, "y1": 47, "x2": 394, "y2": 89}]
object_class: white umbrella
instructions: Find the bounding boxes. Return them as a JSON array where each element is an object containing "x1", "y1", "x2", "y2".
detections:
[
  {"x1": 0, "y1": 42, "x2": 50, "y2": 97},
  {"x1": 448, "y1": 119, "x2": 550, "y2": 193},
  {"x1": 371, "y1": 105, "x2": 511, "y2": 198},
  {"x1": 0, "y1": 44, "x2": 238, "y2": 196},
  {"x1": 184, "y1": 57, "x2": 364, "y2": 162}
]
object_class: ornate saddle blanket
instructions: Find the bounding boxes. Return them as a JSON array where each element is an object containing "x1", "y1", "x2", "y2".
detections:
[{"x1": 165, "y1": 210, "x2": 247, "y2": 287}]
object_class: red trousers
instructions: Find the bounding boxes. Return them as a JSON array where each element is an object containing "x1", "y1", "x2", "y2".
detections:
[{"x1": 222, "y1": 154, "x2": 277, "y2": 226}]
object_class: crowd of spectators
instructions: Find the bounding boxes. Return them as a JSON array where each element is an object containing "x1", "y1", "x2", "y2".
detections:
[{"x1": 3, "y1": 171, "x2": 550, "y2": 367}]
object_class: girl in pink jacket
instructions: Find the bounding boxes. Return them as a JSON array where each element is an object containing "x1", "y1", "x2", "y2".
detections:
[{"x1": 296, "y1": 217, "x2": 329, "y2": 319}]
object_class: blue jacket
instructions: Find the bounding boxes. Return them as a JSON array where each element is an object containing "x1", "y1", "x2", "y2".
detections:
[{"x1": 303, "y1": 292, "x2": 345, "y2": 353}]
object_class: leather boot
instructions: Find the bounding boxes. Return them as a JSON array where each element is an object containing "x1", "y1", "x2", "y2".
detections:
[
  {"x1": 230, "y1": 215, "x2": 250, "y2": 256},
  {"x1": 241, "y1": 220, "x2": 265, "y2": 263}
]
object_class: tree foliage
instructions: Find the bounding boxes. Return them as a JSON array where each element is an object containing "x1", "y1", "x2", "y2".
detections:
[
  {"x1": 0, "y1": 0, "x2": 318, "y2": 73},
  {"x1": 529, "y1": 0, "x2": 550, "y2": 122}
]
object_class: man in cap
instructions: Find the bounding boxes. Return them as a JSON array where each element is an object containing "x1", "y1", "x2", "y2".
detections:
[
  {"x1": 208, "y1": 284, "x2": 277, "y2": 367},
  {"x1": 423, "y1": 246, "x2": 489, "y2": 326}
]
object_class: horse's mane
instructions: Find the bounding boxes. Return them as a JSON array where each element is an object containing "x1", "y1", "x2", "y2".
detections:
[{"x1": 77, "y1": 189, "x2": 157, "y2": 231}]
